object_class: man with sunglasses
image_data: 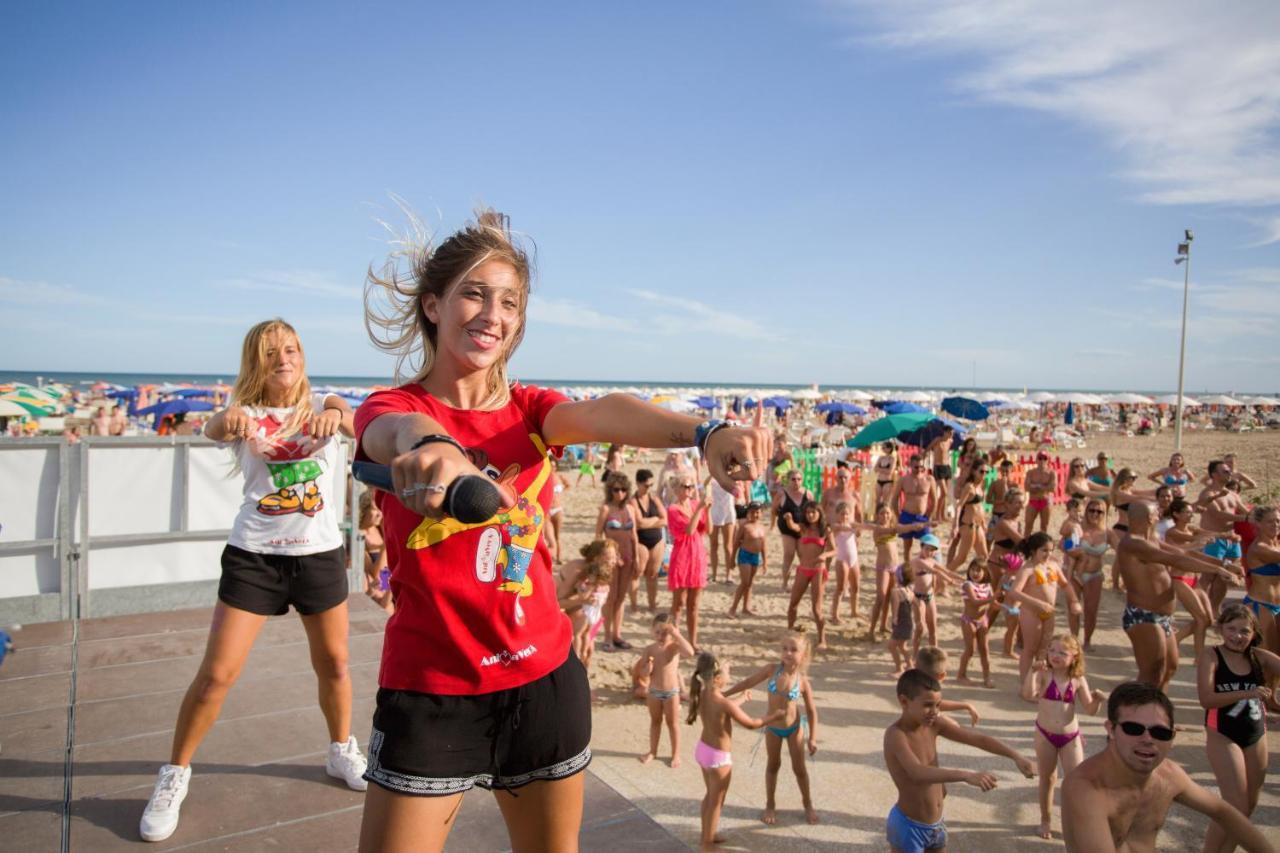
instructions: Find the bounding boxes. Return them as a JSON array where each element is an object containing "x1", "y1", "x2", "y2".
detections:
[{"x1": 1063, "y1": 681, "x2": 1273, "y2": 853}]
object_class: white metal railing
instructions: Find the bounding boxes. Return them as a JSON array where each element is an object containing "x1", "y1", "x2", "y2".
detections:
[{"x1": 0, "y1": 436, "x2": 361, "y2": 624}]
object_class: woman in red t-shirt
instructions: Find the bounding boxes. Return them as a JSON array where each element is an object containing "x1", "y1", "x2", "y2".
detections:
[{"x1": 354, "y1": 209, "x2": 770, "y2": 852}]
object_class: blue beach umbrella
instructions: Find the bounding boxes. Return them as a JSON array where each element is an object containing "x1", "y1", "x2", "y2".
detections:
[
  {"x1": 941, "y1": 396, "x2": 990, "y2": 421},
  {"x1": 134, "y1": 399, "x2": 215, "y2": 429},
  {"x1": 1065, "y1": 402, "x2": 1075, "y2": 425},
  {"x1": 898, "y1": 415, "x2": 968, "y2": 450}
]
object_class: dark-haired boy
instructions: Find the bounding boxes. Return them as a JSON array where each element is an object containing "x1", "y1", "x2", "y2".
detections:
[
  {"x1": 1062, "y1": 681, "x2": 1273, "y2": 853},
  {"x1": 883, "y1": 669, "x2": 1035, "y2": 852}
]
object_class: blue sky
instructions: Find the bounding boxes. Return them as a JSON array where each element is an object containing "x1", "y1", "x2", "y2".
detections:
[{"x1": 2, "y1": 1, "x2": 1278, "y2": 392}]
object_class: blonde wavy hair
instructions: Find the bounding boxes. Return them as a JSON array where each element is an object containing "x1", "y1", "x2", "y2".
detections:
[
  {"x1": 231, "y1": 319, "x2": 314, "y2": 439},
  {"x1": 364, "y1": 204, "x2": 534, "y2": 409}
]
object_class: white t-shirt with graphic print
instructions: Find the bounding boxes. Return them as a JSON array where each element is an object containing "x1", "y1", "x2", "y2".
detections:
[{"x1": 225, "y1": 392, "x2": 344, "y2": 556}]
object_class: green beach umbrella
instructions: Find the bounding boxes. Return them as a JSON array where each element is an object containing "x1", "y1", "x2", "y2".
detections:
[
  {"x1": 845, "y1": 412, "x2": 936, "y2": 450},
  {"x1": 0, "y1": 397, "x2": 56, "y2": 417}
]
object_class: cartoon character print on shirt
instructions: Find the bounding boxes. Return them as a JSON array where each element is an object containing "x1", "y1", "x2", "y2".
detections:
[
  {"x1": 247, "y1": 413, "x2": 328, "y2": 518},
  {"x1": 406, "y1": 433, "x2": 552, "y2": 626}
]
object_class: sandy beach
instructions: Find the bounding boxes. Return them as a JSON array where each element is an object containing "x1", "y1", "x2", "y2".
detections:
[{"x1": 558, "y1": 429, "x2": 1280, "y2": 851}]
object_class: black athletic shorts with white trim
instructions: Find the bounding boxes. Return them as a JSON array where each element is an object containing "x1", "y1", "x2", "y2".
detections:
[
  {"x1": 218, "y1": 544, "x2": 348, "y2": 616},
  {"x1": 364, "y1": 647, "x2": 592, "y2": 797}
]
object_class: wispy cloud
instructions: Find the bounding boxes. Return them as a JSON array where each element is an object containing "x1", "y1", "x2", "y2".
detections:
[
  {"x1": 527, "y1": 296, "x2": 638, "y2": 332},
  {"x1": 625, "y1": 289, "x2": 783, "y2": 341},
  {"x1": 0, "y1": 275, "x2": 105, "y2": 307},
  {"x1": 838, "y1": 1, "x2": 1280, "y2": 221},
  {"x1": 1133, "y1": 277, "x2": 1197, "y2": 293},
  {"x1": 216, "y1": 270, "x2": 361, "y2": 299}
]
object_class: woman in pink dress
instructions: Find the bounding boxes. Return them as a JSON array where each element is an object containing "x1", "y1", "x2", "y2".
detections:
[{"x1": 668, "y1": 476, "x2": 710, "y2": 647}]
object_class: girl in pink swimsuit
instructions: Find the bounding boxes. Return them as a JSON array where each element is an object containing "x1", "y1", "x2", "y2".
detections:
[
  {"x1": 787, "y1": 502, "x2": 835, "y2": 649},
  {"x1": 1020, "y1": 634, "x2": 1104, "y2": 840},
  {"x1": 686, "y1": 651, "x2": 785, "y2": 850},
  {"x1": 957, "y1": 559, "x2": 995, "y2": 687}
]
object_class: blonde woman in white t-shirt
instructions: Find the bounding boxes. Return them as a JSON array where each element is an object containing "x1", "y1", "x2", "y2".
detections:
[{"x1": 139, "y1": 319, "x2": 364, "y2": 843}]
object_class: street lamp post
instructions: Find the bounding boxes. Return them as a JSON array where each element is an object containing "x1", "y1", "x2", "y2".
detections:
[{"x1": 1173, "y1": 229, "x2": 1193, "y2": 451}]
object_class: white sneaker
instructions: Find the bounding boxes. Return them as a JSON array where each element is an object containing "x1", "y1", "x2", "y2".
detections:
[
  {"x1": 326, "y1": 736, "x2": 368, "y2": 791},
  {"x1": 139, "y1": 764, "x2": 191, "y2": 842}
]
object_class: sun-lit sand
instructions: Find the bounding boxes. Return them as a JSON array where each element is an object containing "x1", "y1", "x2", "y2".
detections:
[{"x1": 559, "y1": 429, "x2": 1280, "y2": 851}]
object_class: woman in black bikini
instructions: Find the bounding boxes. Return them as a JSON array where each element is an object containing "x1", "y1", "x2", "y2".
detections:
[
  {"x1": 874, "y1": 441, "x2": 899, "y2": 506},
  {"x1": 772, "y1": 469, "x2": 814, "y2": 590},
  {"x1": 632, "y1": 469, "x2": 668, "y2": 613},
  {"x1": 946, "y1": 462, "x2": 990, "y2": 573}
]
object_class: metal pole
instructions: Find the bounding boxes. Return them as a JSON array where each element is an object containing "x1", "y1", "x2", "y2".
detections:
[{"x1": 1174, "y1": 237, "x2": 1191, "y2": 451}]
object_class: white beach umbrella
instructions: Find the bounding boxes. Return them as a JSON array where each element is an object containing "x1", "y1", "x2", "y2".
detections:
[
  {"x1": 1155, "y1": 394, "x2": 1201, "y2": 407},
  {"x1": 1244, "y1": 395, "x2": 1280, "y2": 406},
  {"x1": 1027, "y1": 391, "x2": 1056, "y2": 403},
  {"x1": 844, "y1": 389, "x2": 874, "y2": 401},
  {"x1": 896, "y1": 390, "x2": 933, "y2": 403},
  {"x1": 1198, "y1": 394, "x2": 1246, "y2": 406},
  {"x1": 1053, "y1": 392, "x2": 1095, "y2": 404},
  {"x1": 790, "y1": 388, "x2": 822, "y2": 401},
  {"x1": 1106, "y1": 392, "x2": 1155, "y2": 405}
]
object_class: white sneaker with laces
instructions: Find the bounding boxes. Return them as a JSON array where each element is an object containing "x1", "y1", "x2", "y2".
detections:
[
  {"x1": 326, "y1": 735, "x2": 368, "y2": 791},
  {"x1": 139, "y1": 764, "x2": 191, "y2": 842}
]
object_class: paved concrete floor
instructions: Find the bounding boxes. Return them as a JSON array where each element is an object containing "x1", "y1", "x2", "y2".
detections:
[{"x1": 0, "y1": 597, "x2": 681, "y2": 851}]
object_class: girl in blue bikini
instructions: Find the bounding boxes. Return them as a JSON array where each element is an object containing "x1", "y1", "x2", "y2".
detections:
[{"x1": 723, "y1": 629, "x2": 820, "y2": 826}]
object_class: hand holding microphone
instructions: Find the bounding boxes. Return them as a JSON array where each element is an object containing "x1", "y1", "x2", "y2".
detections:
[{"x1": 354, "y1": 433, "x2": 508, "y2": 523}]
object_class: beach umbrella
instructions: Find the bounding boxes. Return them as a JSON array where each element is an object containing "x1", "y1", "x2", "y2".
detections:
[
  {"x1": 0, "y1": 399, "x2": 44, "y2": 417},
  {"x1": 691, "y1": 395, "x2": 717, "y2": 410},
  {"x1": 940, "y1": 396, "x2": 990, "y2": 421},
  {"x1": 1106, "y1": 392, "x2": 1154, "y2": 405},
  {"x1": 1064, "y1": 402, "x2": 1074, "y2": 425},
  {"x1": 0, "y1": 396, "x2": 56, "y2": 417},
  {"x1": 789, "y1": 388, "x2": 822, "y2": 401},
  {"x1": 843, "y1": 390, "x2": 874, "y2": 402},
  {"x1": 1245, "y1": 395, "x2": 1280, "y2": 406},
  {"x1": 880, "y1": 401, "x2": 929, "y2": 415},
  {"x1": 846, "y1": 412, "x2": 936, "y2": 449},
  {"x1": 1198, "y1": 394, "x2": 1245, "y2": 406},
  {"x1": 168, "y1": 388, "x2": 217, "y2": 399},
  {"x1": 1155, "y1": 394, "x2": 1200, "y2": 407},
  {"x1": 898, "y1": 416, "x2": 967, "y2": 450},
  {"x1": 134, "y1": 399, "x2": 216, "y2": 429},
  {"x1": 1028, "y1": 391, "x2": 1056, "y2": 403}
]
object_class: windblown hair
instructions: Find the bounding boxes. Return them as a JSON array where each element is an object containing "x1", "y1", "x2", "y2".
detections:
[
  {"x1": 687, "y1": 651, "x2": 722, "y2": 725},
  {"x1": 230, "y1": 319, "x2": 314, "y2": 438},
  {"x1": 364, "y1": 204, "x2": 534, "y2": 409}
]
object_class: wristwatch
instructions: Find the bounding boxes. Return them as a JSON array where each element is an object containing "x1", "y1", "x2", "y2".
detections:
[{"x1": 694, "y1": 419, "x2": 729, "y2": 458}]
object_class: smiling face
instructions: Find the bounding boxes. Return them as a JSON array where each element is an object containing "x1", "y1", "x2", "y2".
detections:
[
  {"x1": 422, "y1": 258, "x2": 524, "y2": 380},
  {"x1": 1107, "y1": 703, "x2": 1174, "y2": 775},
  {"x1": 261, "y1": 330, "x2": 304, "y2": 404},
  {"x1": 1220, "y1": 617, "x2": 1255, "y2": 652},
  {"x1": 781, "y1": 635, "x2": 806, "y2": 668},
  {"x1": 1046, "y1": 640, "x2": 1073, "y2": 670}
]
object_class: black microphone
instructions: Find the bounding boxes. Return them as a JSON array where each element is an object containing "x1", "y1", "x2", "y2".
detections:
[{"x1": 351, "y1": 462, "x2": 502, "y2": 524}]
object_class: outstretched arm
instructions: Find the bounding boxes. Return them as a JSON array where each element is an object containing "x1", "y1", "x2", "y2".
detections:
[
  {"x1": 937, "y1": 715, "x2": 1035, "y2": 777},
  {"x1": 1173, "y1": 766, "x2": 1277, "y2": 853},
  {"x1": 723, "y1": 664, "x2": 772, "y2": 697}
]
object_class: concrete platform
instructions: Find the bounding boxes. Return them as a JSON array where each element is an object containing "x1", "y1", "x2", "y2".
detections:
[{"x1": 0, "y1": 597, "x2": 682, "y2": 852}]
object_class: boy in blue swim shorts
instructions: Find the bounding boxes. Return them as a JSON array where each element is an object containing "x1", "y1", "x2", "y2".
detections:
[{"x1": 883, "y1": 669, "x2": 1036, "y2": 852}]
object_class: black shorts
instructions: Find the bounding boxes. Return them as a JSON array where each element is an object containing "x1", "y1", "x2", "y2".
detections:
[
  {"x1": 365, "y1": 648, "x2": 592, "y2": 797},
  {"x1": 218, "y1": 544, "x2": 348, "y2": 616},
  {"x1": 933, "y1": 464, "x2": 953, "y2": 481}
]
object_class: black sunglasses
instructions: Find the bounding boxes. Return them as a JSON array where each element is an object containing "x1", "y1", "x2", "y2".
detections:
[{"x1": 1117, "y1": 721, "x2": 1175, "y2": 741}]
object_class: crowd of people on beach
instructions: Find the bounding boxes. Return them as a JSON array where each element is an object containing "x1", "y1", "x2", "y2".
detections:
[
  {"x1": 86, "y1": 207, "x2": 1273, "y2": 852},
  {"x1": 539, "y1": 432, "x2": 1278, "y2": 850}
]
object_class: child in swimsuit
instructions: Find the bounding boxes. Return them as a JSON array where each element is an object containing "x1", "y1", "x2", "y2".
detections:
[
  {"x1": 1198, "y1": 604, "x2": 1280, "y2": 853},
  {"x1": 1162, "y1": 497, "x2": 1223, "y2": 660},
  {"x1": 723, "y1": 630, "x2": 820, "y2": 826},
  {"x1": 908, "y1": 534, "x2": 963, "y2": 659},
  {"x1": 729, "y1": 502, "x2": 767, "y2": 618},
  {"x1": 358, "y1": 490, "x2": 394, "y2": 615},
  {"x1": 556, "y1": 540, "x2": 619, "y2": 672},
  {"x1": 787, "y1": 502, "x2": 835, "y2": 650},
  {"x1": 887, "y1": 562, "x2": 916, "y2": 676},
  {"x1": 686, "y1": 651, "x2": 786, "y2": 851},
  {"x1": 1020, "y1": 634, "x2": 1103, "y2": 840},
  {"x1": 866, "y1": 502, "x2": 929, "y2": 641},
  {"x1": 957, "y1": 560, "x2": 996, "y2": 688},
  {"x1": 637, "y1": 613, "x2": 695, "y2": 767},
  {"x1": 1004, "y1": 532, "x2": 1082, "y2": 686},
  {"x1": 828, "y1": 501, "x2": 862, "y2": 626}
]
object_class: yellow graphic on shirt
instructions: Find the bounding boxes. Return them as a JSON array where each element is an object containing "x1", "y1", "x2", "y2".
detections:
[
  {"x1": 406, "y1": 434, "x2": 551, "y2": 625},
  {"x1": 257, "y1": 460, "x2": 325, "y2": 517}
]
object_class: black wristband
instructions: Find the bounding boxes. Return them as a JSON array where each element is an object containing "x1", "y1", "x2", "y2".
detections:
[{"x1": 409, "y1": 433, "x2": 467, "y2": 456}]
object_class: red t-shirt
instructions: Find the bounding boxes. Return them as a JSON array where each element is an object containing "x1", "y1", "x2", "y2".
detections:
[{"x1": 354, "y1": 382, "x2": 572, "y2": 695}]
